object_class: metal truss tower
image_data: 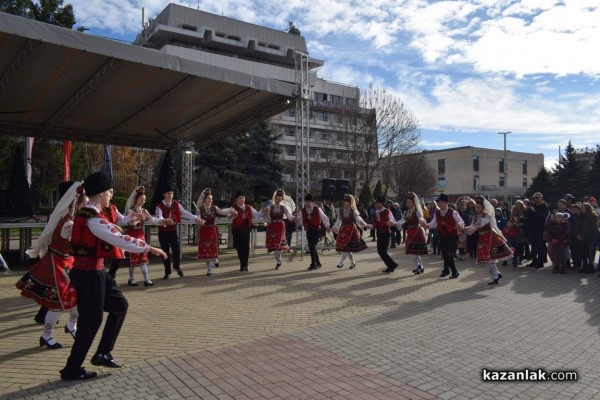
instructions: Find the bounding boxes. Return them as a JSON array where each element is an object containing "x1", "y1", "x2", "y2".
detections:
[
  {"x1": 294, "y1": 50, "x2": 311, "y2": 252},
  {"x1": 181, "y1": 141, "x2": 194, "y2": 240}
]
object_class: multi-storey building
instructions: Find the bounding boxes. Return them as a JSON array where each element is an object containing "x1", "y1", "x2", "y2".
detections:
[
  {"x1": 269, "y1": 78, "x2": 374, "y2": 194},
  {"x1": 421, "y1": 146, "x2": 544, "y2": 201}
]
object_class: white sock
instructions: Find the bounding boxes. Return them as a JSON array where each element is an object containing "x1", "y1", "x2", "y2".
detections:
[
  {"x1": 339, "y1": 253, "x2": 348, "y2": 265},
  {"x1": 67, "y1": 307, "x2": 78, "y2": 332},
  {"x1": 207, "y1": 260, "x2": 213, "y2": 273},
  {"x1": 348, "y1": 253, "x2": 355, "y2": 265},
  {"x1": 275, "y1": 250, "x2": 282, "y2": 264},
  {"x1": 129, "y1": 267, "x2": 135, "y2": 281},
  {"x1": 42, "y1": 311, "x2": 60, "y2": 340},
  {"x1": 415, "y1": 255, "x2": 422, "y2": 268},
  {"x1": 140, "y1": 265, "x2": 151, "y2": 282},
  {"x1": 489, "y1": 264, "x2": 499, "y2": 278}
]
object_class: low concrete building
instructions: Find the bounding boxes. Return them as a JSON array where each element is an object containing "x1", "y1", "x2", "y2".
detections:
[{"x1": 422, "y1": 146, "x2": 544, "y2": 201}]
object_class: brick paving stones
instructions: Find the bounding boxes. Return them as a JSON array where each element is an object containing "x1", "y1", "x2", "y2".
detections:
[{"x1": 1, "y1": 237, "x2": 600, "y2": 399}]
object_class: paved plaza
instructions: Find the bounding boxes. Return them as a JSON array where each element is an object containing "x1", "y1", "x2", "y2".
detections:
[{"x1": 1, "y1": 234, "x2": 600, "y2": 399}]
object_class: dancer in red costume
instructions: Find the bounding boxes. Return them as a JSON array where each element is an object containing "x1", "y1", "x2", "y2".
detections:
[
  {"x1": 391, "y1": 192, "x2": 428, "y2": 275},
  {"x1": 263, "y1": 189, "x2": 295, "y2": 270},
  {"x1": 332, "y1": 194, "x2": 368, "y2": 269}
]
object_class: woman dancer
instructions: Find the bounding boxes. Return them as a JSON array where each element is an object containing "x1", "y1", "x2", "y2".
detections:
[
  {"x1": 263, "y1": 189, "x2": 295, "y2": 269},
  {"x1": 461, "y1": 196, "x2": 513, "y2": 285},
  {"x1": 124, "y1": 186, "x2": 172, "y2": 287},
  {"x1": 16, "y1": 181, "x2": 86, "y2": 349},
  {"x1": 392, "y1": 192, "x2": 428, "y2": 274},
  {"x1": 196, "y1": 188, "x2": 233, "y2": 276},
  {"x1": 332, "y1": 194, "x2": 368, "y2": 269}
]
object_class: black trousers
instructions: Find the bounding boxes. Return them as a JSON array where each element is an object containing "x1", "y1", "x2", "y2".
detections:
[
  {"x1": 158, "y1": 230, "x2": 181, "y2": 275},
  {"x1": 107, "y1": 258, "x2": 121, "y2": 277},
  {"x1": 232, "y1": 228, "x2": 250, "y2": 268},
  {"x1": 440, "y1": 235, "x2": 458, "y2": 275},
  {"x1": 64, "y1": 268, "x2": 128, "y2": 373},
  {"x1": 306, "y1": 229, "x2": 321, "y2": 267},
  {"x1": 377, "y1": 232, "x2": 397, "y2": 269}
]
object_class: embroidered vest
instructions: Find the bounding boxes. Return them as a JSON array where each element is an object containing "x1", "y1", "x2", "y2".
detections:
[
  {"x1": 340, "y1": 209, "x2": 354, "y2": 226},
  {"x1": 270, "y1": 204, "x2": 285, "y2": 222},
  {"x1": 102, "y1": 204, "x2": 118, "y2": 224},
  {"x1": 199, "y1": 205, "x2": 217, "y2": 226},
  {"x1": 302, "y1": 206, "x2": 322, "y2": 230},
  {"x1": 157, "y1": 200, "x2": 181, "y2": 232},
  {"x1": 232, "y1": 204, "x2": 252, "y2": 230},
  {"x1": 435, "y1": 210, "x2": 458, "y2": 237},
  {"x1": 71, "y1": 207, "x2": 125, "y2": 261},
  {"x1": 374, "y1": 208, "x2": 391, "y2": 235}
]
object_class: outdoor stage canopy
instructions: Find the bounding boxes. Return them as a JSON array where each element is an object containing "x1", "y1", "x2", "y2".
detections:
[{"x1": 0, "y1": 11, "x2": 301, "y2": 149}]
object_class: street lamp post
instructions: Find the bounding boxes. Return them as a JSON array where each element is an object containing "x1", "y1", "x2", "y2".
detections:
[{"x1": 498, "y1": 131, "x2": 511, "y2": 202}]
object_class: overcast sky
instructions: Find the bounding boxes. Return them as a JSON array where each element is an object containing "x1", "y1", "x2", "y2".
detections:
[{"x1": 67, "y1": 0, "x2": 600, "y2": 168}]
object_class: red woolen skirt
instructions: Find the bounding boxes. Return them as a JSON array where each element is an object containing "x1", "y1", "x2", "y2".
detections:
[
  {"x1": 405, "y1": 227, "x2": 429, "y2": 255},
  {"x1": 336, "y1": 224, "x2": 367, "y2": 253},
  {"x1": 266, "y1": 221, "x2": 289, "y2": 252},
  {"x1": 128, "y1": 228, "x2": 149, "y2": 267},
  {"x1": 476, "y1": 231, "x2": 514, "y2": 264},
  {"x1": 198, "y1": 225, "x2": 219, "y2": 260},
  {"x1": 16, "y1": 253, "x2": 77, "y2": 311}
]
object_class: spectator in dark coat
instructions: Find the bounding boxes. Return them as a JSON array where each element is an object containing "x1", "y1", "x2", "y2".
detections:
[{"x1": 524, "y1": 192, "x2": 549, "y2": 268}]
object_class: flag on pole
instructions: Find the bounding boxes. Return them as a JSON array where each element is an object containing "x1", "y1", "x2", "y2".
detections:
[
  {"x1": 63, "y1": 141, "x2": 72, "y2": 181},
  {"x1": 104, "y1": 144, "x2": 113, "y2": 183}
]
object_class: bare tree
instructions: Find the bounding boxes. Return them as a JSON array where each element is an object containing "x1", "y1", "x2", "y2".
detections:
[
  {"x1": 331, "y1": 84, "x2": 420, "y2": 190},
  {"x1": 391, "y1": 152, "x2": 437, "y2": 199}
]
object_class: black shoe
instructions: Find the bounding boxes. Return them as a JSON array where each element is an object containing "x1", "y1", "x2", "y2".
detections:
[
  {"x1": 449, "y1": 273, "x2": 460, "y2": 279},
  {"x1": 91, "y1": 353, "x2": 122, "y2": 368},
  {"x1": 243, "y1": 266, "x2": 249, "y2": 272},
  {"x1": 414, "y1": 265, "x2": 424, "y2": 275},
  {"x1": 316, "y1": 264, "x2": 322, "y2": 269},
  {"x1": 39, "y1": 336, "x2": 62, "y2": 349},
  {"x1": 349, "y1": 263, "x2": 356, "y2": 270},
  {"x1": 174, "y1": 268, "x2": 184, "y2": 277},
  {"x1": 127, "y1": 279, "x2": 138, "y2": 287},
  {"x1": 440, "y1": 271, "x2": 450, "y2": 278},
  {"x1": 206, "y1": 271, "x2": 212, "y2": 276},
  {"x1": 308, "y1": 265, "x2": 318, "y2": 270},
  {"x1": 144, "y1": 280, "x2": 154, "y2": 287},
  {"x1": 525, "y1": 262, "x2": 538, "y2": 267},
  {"x1": 60, "y1": 368, "x2": 97, "y2": 381},
  {"x1": 215, "y1": 262, "x2": 220, "y2": 268},
  {"x1": 488, "y1": 273, "x2": 502, "y2": 285},
  {"x1": 382, "y1": 267, "x2": 396, "y2": 273},
  {"x1": 337, "y1": 264, "x2": 344, "y2": 269},
  {"x1": 163, "y1": 274, "x2": 170, "y2": 280},
  {"x1": 64, "y1": 325, "x2": 76, "y2": 339},
  {"x1": 276, "y1": 263, "x2": 281, "y2": 270}
]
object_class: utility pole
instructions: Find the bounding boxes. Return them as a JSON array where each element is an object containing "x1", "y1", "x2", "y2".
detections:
[{"x1": 498, "y1": 131, "x2": 511, "y2": 202}]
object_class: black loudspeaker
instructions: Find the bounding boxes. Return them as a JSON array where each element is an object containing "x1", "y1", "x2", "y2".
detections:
[
  {"x1": 322, "y1": 178, "x2": 337, "y2": 200},
  {"x1": 336, "y1": 179, "x2": 350, "y2": 201}
]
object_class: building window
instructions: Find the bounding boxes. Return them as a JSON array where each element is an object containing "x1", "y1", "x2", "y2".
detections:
[
  {"x1": 283, "y1": 126, "x2": 294, "y2": 136},
  {"x1": 522, "y1": 160, "x2": 527, "y2": 175},
  {"x1": 320, "y1": 149, "x2": 329, "y2": 159},
  {"x1": 314, "y1": 92, "x2": 327, "y2": 102},
  {"x1": 438, "y1": 159, "x2": 445, "y2": 174},
  {"x1": 499, "y1": 176, "x2": 505, "y2": 187},
  {"x1": 346, "y1": 98, "x2": 357, "y2": 106},
  {"x1": 315, "y1": 111, "x2": 328, "y2": 121},
  {"x1": 336, "y1": 151, "x2": 346, "y2": 160},
  {"x1": 523, "y1": 178, "x2": 528, "y2": 187},
  {"x1": 499, "y1": 158, "x2": 504, "y2": 173},
  {"x1": 473, "y1": 156, "x2": 479, "y2": 172},
  {"x1": 473, "y1": 175, "x2": 480, "y2": 191},
  {"x1": 285, "y1": 146, "x2": 295, "y2": 156},
  {"x1": 321, "y1": 131, "x2": 328, "y2": 141},
  {"x1": 330, "y1": 95, "x2": 343, "y2": 104},
  {"x1": 333, "y1": 113, "x2": 343, "y2": 123},
  {"x1": 438, "y1": 177, "x2": 446, "y2": 192},
  {"x1": 286, "y1": 108, "x2": 295, "y2": 117}
]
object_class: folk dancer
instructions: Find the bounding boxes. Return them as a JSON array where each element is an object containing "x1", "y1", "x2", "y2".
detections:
[
  {"x1": 156, "y1": 186, "x2": 203, "y2": 279},
  {"x1": 195, "y1": 188, "x2": 233, "y2": 276},
  {"x1": 371, "y1": 196, "x2": 398, "y2": 273},
  {"x1": 428, "y1": 193, "x2": 464, "y2": 279},
  {"x1": 60, "y1": 171, "x2": 167, "y2": 381},
  {"x1": 391, "y1": 192, "x2": 429, "y2": 275},
  {"x1": 231, "y1": 190, "x2": 262, "y2": 272},
  {"x1": 332, "y1": 194, "x2": 368, "y2": 269},
  {"x1": 297, "y1": 193, "x2": 330, "y2": 270},
  {"x1": 124, "y1": 186, "x2": 173, "y2": 287},
  {"x1": 460, "y1": 196, "x2": 513, "y2": 284},
  {"x1": 16, "y1": 181, "x2": 85, "y2": 349},
  {"x1": 263, "y1": 189, "x2": 295, "y2": 270}
]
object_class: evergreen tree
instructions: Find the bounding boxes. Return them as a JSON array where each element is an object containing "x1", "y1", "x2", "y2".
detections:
[
  {"x1": 525, "y1": 167, "x2": 553, "y2": 200},
  {"x1": 373, "y1": 180, "x2": 385, "y2": 201},
  {"x1": 1, "y1": 0, "x2": 77, "y2": 28},
  {"x1": 151, "y1": 149, "x2": 178, "y2": 210},
  {"x1": 552, "y1": 141, "x2": 585, "y2": 201},
  {"x1": 0, "y1": 0, "x2": 31, "y2": 17},
  {"x1": 587, "y1": 145, "x2": 600, "y2": 198},
  {"x1": 6, "y1": 144, "x2": 32, "y2": 217},
  {"x1": 358, "y1": 182, "x2": 373, "y2": 206}
]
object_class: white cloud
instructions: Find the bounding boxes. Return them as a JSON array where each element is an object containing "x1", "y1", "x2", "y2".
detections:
[{"x1": 421, "y1": 140, "x2": 460, "y2": 147}]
